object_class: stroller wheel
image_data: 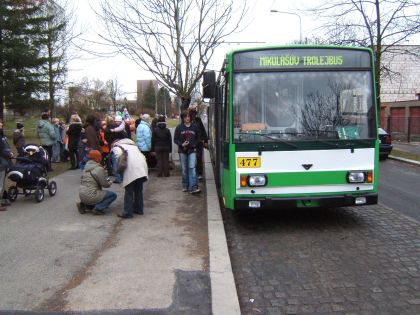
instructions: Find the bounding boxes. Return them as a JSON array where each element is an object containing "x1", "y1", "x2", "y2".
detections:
[
  {"x1": 8, "y1": 186, "x2": 18, "y2": 202},
  {"x1": 48, "y1": 181, "x2": 57, "y2": 196},
  {"x1": 35, "y1": 185, "x2": 44, "y2": 202}
]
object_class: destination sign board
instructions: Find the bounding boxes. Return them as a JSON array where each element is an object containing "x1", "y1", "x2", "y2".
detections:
[{"x1": 233, "y1": 48, "x2": 371, "y2": 70}]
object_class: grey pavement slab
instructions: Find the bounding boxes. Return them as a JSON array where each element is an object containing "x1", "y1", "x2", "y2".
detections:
[{"x1": 0, "y1": 163, "x2": 212, "y2": 313}]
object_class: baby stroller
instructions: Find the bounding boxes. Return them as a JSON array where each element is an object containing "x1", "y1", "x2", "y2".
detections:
[{"x1": 7, "y1": 144, "x2": 57, "y2": 203}]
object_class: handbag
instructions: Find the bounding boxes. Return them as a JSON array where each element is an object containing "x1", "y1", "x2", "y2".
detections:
[{"x1": 115, "y1": 145, "x2": 128, "y2": 174}]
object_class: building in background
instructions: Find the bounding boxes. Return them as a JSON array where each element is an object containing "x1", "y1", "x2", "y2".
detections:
[
  {"x1": 380, "y1": 45, "x2": 420, "y2": 103},
  {"x1": 379, "y1": 45, "x2": 420, "y2": 142}
]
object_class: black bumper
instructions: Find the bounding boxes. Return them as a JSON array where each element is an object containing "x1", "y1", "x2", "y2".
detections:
[
  {"x1": 379, "y1": 144, "x2": 393, "y2": 156},
  {"x1": 234, "y1": 193, "x2": 378, "y2": 210}
]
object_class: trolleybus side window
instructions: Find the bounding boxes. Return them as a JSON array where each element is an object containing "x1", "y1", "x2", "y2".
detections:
[{"x1": 223, "y1": 77, "x2": 229, "y2": 142}]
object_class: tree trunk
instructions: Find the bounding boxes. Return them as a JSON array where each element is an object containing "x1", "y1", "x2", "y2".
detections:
[{"x1": 0, "y1": 29, "x2": 3, "y2": 121}]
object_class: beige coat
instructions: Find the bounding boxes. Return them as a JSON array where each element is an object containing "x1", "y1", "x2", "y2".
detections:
[
  {"x1": 112, "y1": 138, "x2": 148, "y2": 187},
  {"x1": 79, "y1": 160, "x2": 111, "y2": 205}
]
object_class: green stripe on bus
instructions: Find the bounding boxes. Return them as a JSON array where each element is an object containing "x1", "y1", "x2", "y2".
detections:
[{"x1": 266, "y1": 171, "x2": 351, "y2": 186}]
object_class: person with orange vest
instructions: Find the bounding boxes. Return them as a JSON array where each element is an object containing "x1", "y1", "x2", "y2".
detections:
[{"x1": 100, "y1": 120, "x2": 112, "y2": 176}]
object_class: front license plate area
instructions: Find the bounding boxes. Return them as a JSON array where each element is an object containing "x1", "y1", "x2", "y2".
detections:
[{"x1": 237, "y1": 157, "x2": 261, "y2": 168}]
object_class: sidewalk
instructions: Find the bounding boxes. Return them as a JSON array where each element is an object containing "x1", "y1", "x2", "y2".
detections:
[{"x1": 0, "y1": 151, "x2": 239, "y2": 314}]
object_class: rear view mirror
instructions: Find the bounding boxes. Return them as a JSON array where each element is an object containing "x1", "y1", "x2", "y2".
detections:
[{"x1": 202, "y1": 71, "x2": 216, "y2": 98}]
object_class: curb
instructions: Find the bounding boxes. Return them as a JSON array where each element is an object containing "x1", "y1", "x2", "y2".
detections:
[
  {"x1": 205, "y1": 150, "x2": 241, "y2": 315},
  {"x1": 388, "y1": 155, "x2": 420, "y2": 166}
]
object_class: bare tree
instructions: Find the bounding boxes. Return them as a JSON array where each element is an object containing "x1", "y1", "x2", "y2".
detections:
[
  {"x1": 106, "y1": 78, "x2": 122, "y2": 112},
  {"x1": 42, "y1": 0, "x2": 81, "y2": 116},
  {"x1": 97, "y1": 0, "x2": 247, "y2": 109},
  {"x1": 91, "y1": 78, "x2": 108, "y2": 110},
  {"x1": 75, "y1": 77, "x2": 108, "y2": 112},
  {"x1": 306, "y1": 0, "x2": 420, "y2": 107}
]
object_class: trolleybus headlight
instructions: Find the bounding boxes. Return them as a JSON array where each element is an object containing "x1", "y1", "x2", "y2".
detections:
[
  {"x1": 247, "y1": 174, "x2": 267, "y2": 187},
  {"x1": 347, "y1": 171, "x2": 366, "y2": 183}
]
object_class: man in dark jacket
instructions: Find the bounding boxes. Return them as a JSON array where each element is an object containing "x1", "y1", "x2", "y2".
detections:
[{"x1": 151, "y1": 116, "x2": 172, "y2": 177}]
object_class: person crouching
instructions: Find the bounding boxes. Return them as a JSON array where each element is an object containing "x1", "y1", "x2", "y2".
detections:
[{"x1": 77, "y1": 150, "x2": 117, "y2": 215}]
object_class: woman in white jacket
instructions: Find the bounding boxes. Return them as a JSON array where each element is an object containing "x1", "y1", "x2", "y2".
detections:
[{"x1": 112, "y1": 138, "x2": 148, "y2": 218}]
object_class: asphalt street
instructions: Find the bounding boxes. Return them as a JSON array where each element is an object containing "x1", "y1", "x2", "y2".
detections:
[{"x1": 378, "y1": 158, "x2": 420, "y2": 221}]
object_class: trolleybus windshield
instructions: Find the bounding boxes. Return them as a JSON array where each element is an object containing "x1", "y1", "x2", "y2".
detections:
[{"x1": 232, "y1": 48, "x2": 376, "y2": 143}]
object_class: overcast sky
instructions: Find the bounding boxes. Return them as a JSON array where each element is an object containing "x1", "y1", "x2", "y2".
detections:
[
  {"x1": 67, "y1": 0, "x2": 317, "y2": 99},
  {"x1": 67, "y1": 0, "x2": 419, "y2": 100}
]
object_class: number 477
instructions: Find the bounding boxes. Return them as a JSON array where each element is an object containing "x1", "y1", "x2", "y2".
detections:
[{"x1": 240, "y1": 158, "x2": 259, "y2": 167}]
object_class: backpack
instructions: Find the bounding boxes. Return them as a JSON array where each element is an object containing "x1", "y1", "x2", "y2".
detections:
[{"x1": 115, "y1": 145, "x2": 128, "y2": 174}]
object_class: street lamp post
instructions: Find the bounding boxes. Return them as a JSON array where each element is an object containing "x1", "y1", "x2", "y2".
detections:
[
  {"x1": 164, "y1": 91, "x2": 167, "y2": 117},
  {"x1": 270, "y1": 10, "x2": 302, "y2": 43},
  {"x1": 154, "y1": 84, "x2": 158, "y2": 115}
]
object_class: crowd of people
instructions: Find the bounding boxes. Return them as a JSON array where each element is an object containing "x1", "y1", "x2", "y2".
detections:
[{"x1": 0, "y1": 105, "x2": 208, "y2": 216}]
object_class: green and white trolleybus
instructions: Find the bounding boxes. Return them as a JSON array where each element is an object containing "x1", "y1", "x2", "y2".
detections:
[{"x1": 203, "y1": 46, "x2": 379, "y2": 210}]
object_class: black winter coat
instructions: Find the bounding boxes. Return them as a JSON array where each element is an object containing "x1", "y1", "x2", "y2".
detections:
[
  {"x1": 151, "y1": 122, "x2": 172, "y2": 151},
  {"x1": 104, "y1": 123, "x2": 127, "y2": 149},
  {"x1": 66, "y1": 123, "x2": 82, "y2": 150}
]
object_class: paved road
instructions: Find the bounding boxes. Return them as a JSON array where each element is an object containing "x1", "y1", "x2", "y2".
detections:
[
  {"x1": 223, "y1": 204, "x2": 420, "y2": 314},
  {"x1": 378, "y1": 159, "x2": 420, "y2": 221}
]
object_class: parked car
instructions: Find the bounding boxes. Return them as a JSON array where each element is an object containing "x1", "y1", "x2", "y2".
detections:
[{"x1": 378, "y1": 128, "x2": 393, "y2": 160}]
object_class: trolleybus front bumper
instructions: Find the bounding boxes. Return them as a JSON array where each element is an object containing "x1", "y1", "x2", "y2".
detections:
[{"x1": 234, "y1": 193, "x2": 378, "y2": 210}]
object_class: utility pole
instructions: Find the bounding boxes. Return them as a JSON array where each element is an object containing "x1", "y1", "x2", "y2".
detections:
[
  {"x1": 154, "y1": 83, "x2": 158, "y2": 115},
  {"x1": 164, "y1": 90, "x2": 167, "y2": 117}
]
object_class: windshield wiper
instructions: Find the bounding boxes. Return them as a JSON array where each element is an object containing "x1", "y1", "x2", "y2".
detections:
[{"x1": 238, "y1": 132, "x2": 298, "y2": 148}]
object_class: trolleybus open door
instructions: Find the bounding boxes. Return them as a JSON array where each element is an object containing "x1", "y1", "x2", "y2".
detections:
[{"x1": 202, "y1": 71, "x2": 222, "y2": 186}]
